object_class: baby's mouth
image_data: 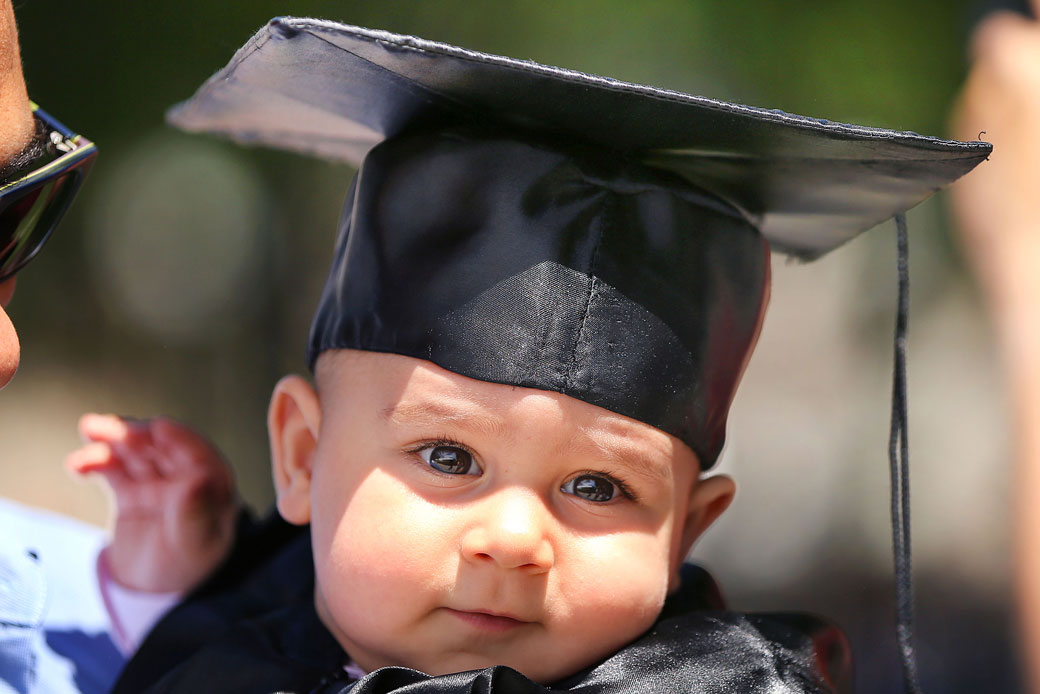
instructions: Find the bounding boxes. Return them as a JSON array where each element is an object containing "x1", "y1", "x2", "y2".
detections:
[{"x1": 444, "y1": 608, "x2": 533, "y2": 633}]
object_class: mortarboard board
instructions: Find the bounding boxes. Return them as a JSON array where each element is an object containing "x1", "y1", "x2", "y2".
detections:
[
  {"x1": 167, "y1": 18, "x2": 991, "y2": 693},
  {"x1": 167, "y1": 18, "x2": 989, "y2": 260}
]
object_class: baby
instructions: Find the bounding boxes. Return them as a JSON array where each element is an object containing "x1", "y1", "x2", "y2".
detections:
[
  {"x1": 265, "y1": 348, "x2": 735, "y2": 682},
  {"x1": 70, "y1": 349, "x2": 733, "y2": 683},
  {"x1": 76, "y1": 18, "x2": 989, "y2": 694},
  {"x1": 78, "y1": 128, "x2": 761, "y2": 689},
  {"x1": 74, "y1": 351, "x2": 731, "y2": 681}
]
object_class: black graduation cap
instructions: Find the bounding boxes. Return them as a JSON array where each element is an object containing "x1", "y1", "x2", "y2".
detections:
[
  {"x1": 166, "y1": 16, "x2": 988, "y2": 464},
  {"x1": 168, "y1": 18, "x2": 990, "y2": 692},
  {"x1": 168, "y1": 18, "x2": 988, "y2": 259}
]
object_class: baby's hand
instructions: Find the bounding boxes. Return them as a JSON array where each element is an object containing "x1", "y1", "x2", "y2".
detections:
[{"x1": 66, "y1": 414, "x2": 238, "y2": 593}]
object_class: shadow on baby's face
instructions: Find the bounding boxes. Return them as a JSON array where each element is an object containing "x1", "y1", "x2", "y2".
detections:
[{"x1": 267, "y1": 349, "x2": 735, "y2": 683}]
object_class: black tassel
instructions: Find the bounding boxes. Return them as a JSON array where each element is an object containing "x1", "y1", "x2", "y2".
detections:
[{"x1": 890, "y1": 213, "x2": 922, "y2": 693}]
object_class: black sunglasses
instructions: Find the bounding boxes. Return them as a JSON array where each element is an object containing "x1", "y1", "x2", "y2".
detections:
[{"x1": 0, "y1": 104, "x2": 97, "y2": 282}]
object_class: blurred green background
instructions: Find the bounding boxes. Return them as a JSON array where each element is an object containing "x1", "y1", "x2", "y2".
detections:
[{"x1": 1, "y1": 2, "x2": 1022, "y2": 691}]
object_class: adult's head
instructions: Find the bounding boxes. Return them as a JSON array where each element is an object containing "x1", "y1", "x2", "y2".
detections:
[
  {"x1": 0, "y1": 1, "x2": 96, "y2": 388},
  {"x1": 0, "y1": 0, "x2": 31, "y2": 387}
]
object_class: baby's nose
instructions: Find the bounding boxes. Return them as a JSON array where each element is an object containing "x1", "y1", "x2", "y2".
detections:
[{"x1": 460, "y1": 490, "x2": 554, "y2": 572}]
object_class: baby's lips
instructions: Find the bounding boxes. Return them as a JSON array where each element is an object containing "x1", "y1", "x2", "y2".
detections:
[{"x1": 445, "y1": 606, "x2": 536, "y2": 623}]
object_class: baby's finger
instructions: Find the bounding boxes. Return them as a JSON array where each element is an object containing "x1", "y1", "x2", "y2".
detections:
[
  {"x1": 65, "y1": 442, "x2": 136, "y2": 492},
  {"x1": 151, "y1": 417, "x2": 229, "y2": 477},
  {"x1": 79, "y1": 413, "x2": 153, "y2": 450},
  {"x1": 78, "y1": 413, "x2": 127, "y2": 441},
  {"x1": 65, "y1": 441, "x2": 117, "y2": 475},
  {"x1": 114, "y1": 445, "x2": 164, "y2": 482}
]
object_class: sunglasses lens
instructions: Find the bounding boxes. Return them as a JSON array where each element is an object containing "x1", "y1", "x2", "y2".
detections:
[{"x1": 0, "y1": 169, "x2": 81, "y2": 280}]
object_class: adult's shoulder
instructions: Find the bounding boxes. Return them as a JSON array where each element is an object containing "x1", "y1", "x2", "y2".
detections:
[{"x1": 0, "y1": 498, "x2": 122, "y2": 694}]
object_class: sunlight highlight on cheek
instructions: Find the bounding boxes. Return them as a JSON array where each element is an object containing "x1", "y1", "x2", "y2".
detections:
[
  {"x1": 548, "y1": 573, "x2": 666, "y2": 672},
  {"x1": 327, "y1": 466, "x2": 457, "y2": 578},
  {"x1": 553, "y1": 530, "x2": 672, "y2": 626}
]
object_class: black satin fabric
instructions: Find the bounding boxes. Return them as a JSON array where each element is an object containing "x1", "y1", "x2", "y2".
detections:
[
  {"x1": 329, "y1": 611, "x2": 849, "y2": 694},
  {"x1": 140, "y1": 565, "x2": 850, "y2": 694},
  {"x1": 308, "y1": 129, "x2": 769, "y2": 467}
]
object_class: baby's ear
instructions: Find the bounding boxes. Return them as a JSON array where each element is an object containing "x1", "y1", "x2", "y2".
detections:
[
  {"x1": 268, "y1": 375, "x2": 322, "y2": 526},
  {"x1": 670, "y1": 475, "x2": 735, "y2": 592}
]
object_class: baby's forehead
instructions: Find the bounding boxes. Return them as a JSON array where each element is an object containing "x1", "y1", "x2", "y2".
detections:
[{"x1": 315, "y1": 349, "x2": 696, "y2": 472}]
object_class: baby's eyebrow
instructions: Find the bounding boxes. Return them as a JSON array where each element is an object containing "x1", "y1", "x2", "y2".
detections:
[
  {"x1": 380, "y1": 399, "x2": 505, "y2": 438},
  {"x1": 571, "y1": 434, "x2": 674, "y2": 488}
]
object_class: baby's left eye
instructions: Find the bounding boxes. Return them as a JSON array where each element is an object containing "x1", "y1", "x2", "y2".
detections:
[{"x1": 561, "y1": 474, "x2": 619, "y2": 502}]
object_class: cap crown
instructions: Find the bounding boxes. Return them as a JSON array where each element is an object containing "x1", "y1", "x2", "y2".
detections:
[{"x1": 309, "y1": 130, "x2": 769, "y2": 466}]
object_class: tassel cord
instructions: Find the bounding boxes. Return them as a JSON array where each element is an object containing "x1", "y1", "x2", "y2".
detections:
[{"x1": 890, "y1": 213, "x2": 922, "y2": 694}]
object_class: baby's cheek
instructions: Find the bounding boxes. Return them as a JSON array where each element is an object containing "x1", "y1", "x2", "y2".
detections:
[
  {"x1": 545, "y1": 582, "x2": 666, "y2": 679},
  {"x1": 312, "y1": 474, "x2": 436, "y2": 656},
  {"x1": 322, "y1": 469, "x2": 455, "y2": 609},
  {"x1": 560, "y1": 537, "x2": 672, "y2": 643},
  {"x1": 597, "y1": 572, "x2": 668, "y2": 628}
]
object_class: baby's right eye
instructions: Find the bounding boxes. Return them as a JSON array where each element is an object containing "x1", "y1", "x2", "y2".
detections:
[{"x1": 418, "y1": 444, "x2": 480, "y2": 475}]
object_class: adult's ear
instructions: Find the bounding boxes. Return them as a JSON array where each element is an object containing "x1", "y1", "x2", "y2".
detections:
[
  {"x1": 669, "y1": 474, "x2": 736, "y2": 593},
  {"x1": 268, "y1": 374, "x2": 322, "y2": 526}
]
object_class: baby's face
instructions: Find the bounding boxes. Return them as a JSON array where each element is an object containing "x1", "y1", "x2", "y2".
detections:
[{"x1": 271, "y1": 351, "x2": 732, "y2": 683}]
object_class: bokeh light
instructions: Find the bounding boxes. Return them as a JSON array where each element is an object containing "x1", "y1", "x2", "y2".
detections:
[{"x1": 84, "y1": 133, "x2": 270, "y2": 345}]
